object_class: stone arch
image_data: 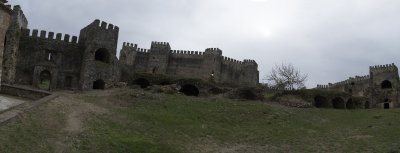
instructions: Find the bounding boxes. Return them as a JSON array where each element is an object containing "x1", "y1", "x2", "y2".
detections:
[
  {"x1": 384, "y1": 103, "x2": 390, "y2": 109},
  {"x1": 180, "y1": 84, "x2": 199, "y2": 96},
  {"x1": 381, "y1": 80, "x2": 392, "y2": 89},
  {"x1": 346, "y1": 98, "x2": 355, "y2": 109},
  {"x1": 314, "y1": 95, "x2": 329, "y2": 108},
  {"x1": 39, "y1": 70, "x2": 51, "y2": 90},
  {"x1": 93, "y1": 79, "x2": 105, "y2": 89},
  {"x1": 332, "y1": 97, "x2": 345, "y2": 109},
  {"x1": 133, "y1": 78, "x2": 150, "y2": 88},
  {"x1": 95, "y1": 48, "x2": 110, "y2": 63}
]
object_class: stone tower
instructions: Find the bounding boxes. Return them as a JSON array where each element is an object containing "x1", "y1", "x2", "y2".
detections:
[
  {"x1": 369, "y1": 64, "x2": 400, "y2": 108},
  {"x1": 241, "y1": 59, "x2": 259, "y2": 86},
  {"x1": 2, "y1": 5, "x2": 28, "y2": 84},
  {"x1": 203, "y1": 48, "x2": 223, "y2": 82},
  {"x1": 78, "y1": 19, "x2": 120, "y2": 90},
  {"x1": 146, "y1": 41, "x2": 171, "y2": 74}
]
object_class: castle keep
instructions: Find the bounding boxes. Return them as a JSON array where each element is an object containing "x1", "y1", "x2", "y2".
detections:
[
  {"x1": 316, "y1": 64, "x2": 400, "y2": 109},
  {"x1": 0, "y1": 5, "x2": 259, "y2": 91}
]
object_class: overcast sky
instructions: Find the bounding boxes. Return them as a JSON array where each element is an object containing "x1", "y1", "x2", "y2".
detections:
[{"x1": 7, "y1": 0, "x2": 400, "y2": 87}]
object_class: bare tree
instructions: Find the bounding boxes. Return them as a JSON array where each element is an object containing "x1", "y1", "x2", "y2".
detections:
[{"x1": 265, "y1": 63, "x2": 308, "y2": 90}]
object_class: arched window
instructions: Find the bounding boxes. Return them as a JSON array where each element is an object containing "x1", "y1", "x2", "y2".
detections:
[
  {"x1": 381, "y1": 80, "x2": 392, "y2": 89},
  {"x1": 95, "y1": 48, "x2": 110, "y2": 63}
]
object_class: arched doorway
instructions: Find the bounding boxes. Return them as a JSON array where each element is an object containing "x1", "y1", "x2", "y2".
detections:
[
  {"x1": 314, "y1": 95, "x2": 329, "y2": 108},
  {"x1": 384, "y1": 103, "x2": 390, "y2": 109},
  {"x1": 133, "y1": 78, "x2": 150, "y2": 88},
  {"x1": 39, "y1": 70, "x2": 51, "y2": 90},
  {"x1": 381, "y1": 80, "x2": 392, "y2": 89},
  {"x1": 179, "y1": 84, "x2": 199, "y2": 96},
  {"x1": 93, "y1": 79, "x2": 105, "y2": 89},
  {"x1": 346, "y1": 98, "x2": 355, "y2": 109},
  {"x1": 365, "y1": 101, "x2": 370, "y2": 109},
  {"x1": 332, "y1": 97, "x2": 345, "y2": 109},
  {"x1": 65, "y1": 76, "x2": 72, "y2": 88},
  {"x1": 95, "y1": 48, "x2": 110, "y2": 63}
]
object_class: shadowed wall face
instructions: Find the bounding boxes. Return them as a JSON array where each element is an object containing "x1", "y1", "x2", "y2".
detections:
[{"x1": 0, "y1": 3, "x2": 12, "y2": 88}]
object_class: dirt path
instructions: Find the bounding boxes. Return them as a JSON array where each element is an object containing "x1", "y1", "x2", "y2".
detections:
[{"x1": 47, "y1": 92, "x2": 109, "y2": 153}]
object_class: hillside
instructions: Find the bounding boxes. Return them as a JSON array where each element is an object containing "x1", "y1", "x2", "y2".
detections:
[{"x1": 0, "y1": 87, "x2": 399, "y2": 153}]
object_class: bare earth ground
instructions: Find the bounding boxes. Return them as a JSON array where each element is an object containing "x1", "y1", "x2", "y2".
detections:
[{"x1": 0, "y1": 88, "x2": 399, "y2": 153}]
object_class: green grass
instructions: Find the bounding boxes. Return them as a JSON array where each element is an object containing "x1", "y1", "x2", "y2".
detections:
[
  {"x1": 39, "y1": 81, "x2": 50, "y2": 90},
  {"x1": 0, "y1": 88, "x2": 400, "y2": 152},
  {"x1": 79, "y1": 89, "x2": 400, "y2": 152}
]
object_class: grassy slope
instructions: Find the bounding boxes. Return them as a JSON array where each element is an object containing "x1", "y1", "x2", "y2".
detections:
[{"x1": 0, "y1": 88, "x2": 400, "y2": 152}]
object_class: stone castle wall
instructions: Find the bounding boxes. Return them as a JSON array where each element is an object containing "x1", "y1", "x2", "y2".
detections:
[
  {"x1": 120, "y1": 42, "x2": 259, "y2": 87},
  {"x1": 1, "y1": 5, "x2": 260, "y2": 91},
  {"x1": 15, "y1": 29, "x2": 82, "y2": 90},
  {"x1": 316, "y1": 63, "x2": 400, "y2": 108}
]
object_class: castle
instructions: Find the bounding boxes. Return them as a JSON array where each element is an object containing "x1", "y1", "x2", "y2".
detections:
[
  {"x1": 316, "y1": 63, "x2": 400, "y2": 109},
  {"x1": 0, "y1": 4, "x2": 259, "y2": 91},
  {"x1": 119, "y1": 42, "x2": 259, "y2": 87}
]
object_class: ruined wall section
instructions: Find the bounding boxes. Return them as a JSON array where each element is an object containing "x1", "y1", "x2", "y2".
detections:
[
  {"x1": 78, "y1": 19, "x2": 120, "y2": 90},
  {"x1": 3, "y1": 5, "x2": 28, "y2": 84},
  {"x1": 316, "y1": 75, "x2": 370, "y2": 96},
  {"x1": 15, "y1": 29, "x2": 81, "y2": 90}
]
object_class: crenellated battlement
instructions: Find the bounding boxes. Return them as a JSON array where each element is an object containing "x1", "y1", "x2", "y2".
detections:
[
  {"x1": 243, "y1": 59, "x2": 256, "y2": 63},
  {"x1": 317, "y1": 75, "x2": 370, "y2": 89},
  {"x1": 88, "y1": 19, "x2": 119, "y2": 31},
  {"x1": 222, "y1": 56, "x2": 242, "y2": 64},
  {"x1": 151, "y1": 41, "x2": 170, "y2": 46},
  {"x1": 369, "y1": 63, "x2": 398, "y2": 73},
  {"x1": 205, "y1": 48, "x2": 221, "y2": 52},
  {"x1": 122, "y1": 42, "x2": 138, "y2": 49},
  {"x1": 150, "y1": 41, "x2": 171, "y2": 50},
  {"x1": 204, "y1": 48, "x2": 222, "y2": 56},
  {"x1": 21, "y1": 28, "x2": 78, "y2": 44},
  {"x1": 136, "y1": 48, "x2": 150, "y2": 53},
  {"x1": 171, "y1": 50, "x2": 204, "y2": 55}
]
